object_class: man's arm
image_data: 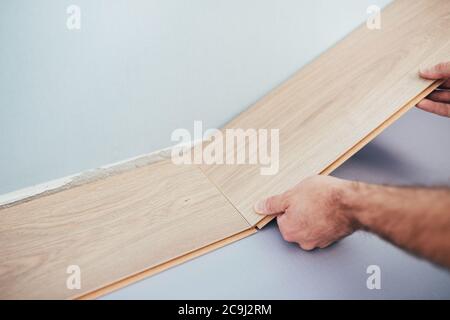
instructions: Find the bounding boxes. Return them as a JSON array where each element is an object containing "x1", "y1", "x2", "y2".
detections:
[
  {"x1": 346, "y1": 182, "x2": 450, "y2": 268},
  {"x1": 254, "y1": 176, "x2": 450, "y2": 268}
]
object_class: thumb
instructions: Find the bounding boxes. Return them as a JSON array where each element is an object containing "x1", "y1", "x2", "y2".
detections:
[
  {"x1": 254, "y1": 193, "x2": 289, "y2": 216},
  {"x1": 419, "y1": 62, "x2": 450, "y2": 80}
]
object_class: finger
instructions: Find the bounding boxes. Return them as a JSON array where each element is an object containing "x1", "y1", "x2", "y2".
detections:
[
  {"x1": 440, "y1": 79, "x2": 450, "y2": 89},
  {"x1": 420, "y1": 62, "x2": 450, "y2": 80},
  {"x1": 299, "y1": 242, "x2": 316, "y2": 251},
  {"x1": 254, "y1": 192, "x2": 290, "y2": 215},
  {"x1": 277, "y1": 215, "x2": 295, "y2": 242},
  {"x1": 427, "y1": 90, "x2": 450, "y2": 103},
  {"x1": 417, "y1": 99, "x2": 450, "y2": 117}
]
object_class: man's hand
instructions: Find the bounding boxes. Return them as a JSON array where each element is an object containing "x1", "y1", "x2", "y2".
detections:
[
  {"x1": 254, "y1": 176, "x2": 450, "y2": 268},
  {"x1": 254, "y1": 176, "x2": 359, "y2": 250},
  {"x1": 418, "y1": 62, "x2": 450, "y2": 117}
]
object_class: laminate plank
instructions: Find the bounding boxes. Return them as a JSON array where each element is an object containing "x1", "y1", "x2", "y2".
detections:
[
  {"x1": 201, "y1": 0, "x2": 450, "y2": 226},
  {"x1": 75, "y1": 227, "x2": 257, "y2": 300},
  {"x1": 0, "y1": 161, "x2": 250, "y2": 299}
]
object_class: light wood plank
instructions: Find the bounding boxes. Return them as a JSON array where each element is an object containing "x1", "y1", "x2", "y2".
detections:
[
  {"x1": 201, "y1": 0, "x2": 450, "y2": 226},
  {"x1": 0, "y1": 161, "x2": 250, "y2": 299},
  {"x1": 75, "y1": 227, "x2": 257, "y2": 300}
]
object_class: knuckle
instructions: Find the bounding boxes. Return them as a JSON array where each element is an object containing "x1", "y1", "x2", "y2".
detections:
[
  {"x1": 265, "y1": 198, "x2": 275, "y2": 212},
  {"x1": 267, "y1": 194, "x2": 289, "y2": 213}
]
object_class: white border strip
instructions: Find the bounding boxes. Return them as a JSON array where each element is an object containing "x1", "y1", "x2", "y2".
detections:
[{"x1": 0, "y1": 139, "x2": 202, "y2": 207}]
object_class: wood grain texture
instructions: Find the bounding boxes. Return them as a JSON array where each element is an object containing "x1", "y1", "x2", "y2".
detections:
[
  {"x1": 201, "y1": 0, "x2": 450, "y2": 226},
  {"x1": 0, "y1": 161, "x2": 250, "y2": 299},
  {"x1": 75, "y1": 227, "x2": 257, "y2": 300}
]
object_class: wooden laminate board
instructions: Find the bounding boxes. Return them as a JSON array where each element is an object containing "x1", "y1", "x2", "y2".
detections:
[
  {"x1": 0, "y1": 161, "x2": 251, "y2": 299},
  {"x1": 200, "y1": 0, "x2": 450, "y2": 226},
  {"x1": 76, "y1": 227, "x2": 257, "y2": 300}
]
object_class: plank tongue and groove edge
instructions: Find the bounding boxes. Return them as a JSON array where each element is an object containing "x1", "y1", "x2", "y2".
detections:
[
  {"x1": 1, "y1": 0, "x2": 449, "y2": 299},
  {"x1": 200, "y1": 0, "x2": 450, "y2": 227}
]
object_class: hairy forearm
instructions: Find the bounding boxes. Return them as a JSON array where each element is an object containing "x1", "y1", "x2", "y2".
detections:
[{"x1": 344, "y1": 182, "x2": 450, "y2": 268}]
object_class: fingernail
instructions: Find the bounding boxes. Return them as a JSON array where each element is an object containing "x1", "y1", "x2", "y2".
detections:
[
  {"x1": 419, "y1": 65, "x2": 432, "y2": 74},
  {"x1": 254, "y1": 200, "x2": 267, "y2": 214}
]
